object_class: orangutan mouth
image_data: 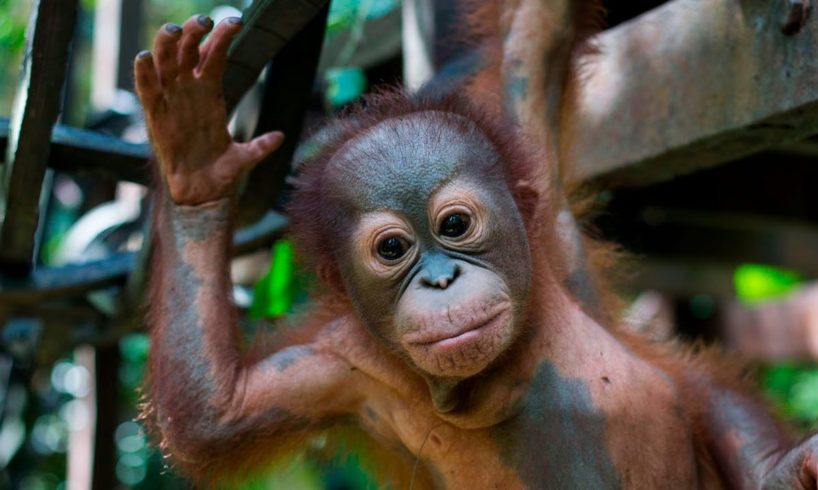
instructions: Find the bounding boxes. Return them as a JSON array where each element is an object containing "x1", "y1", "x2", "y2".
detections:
[{"x1": 407, "y1": 304, "x2": 512, "y2": 349}]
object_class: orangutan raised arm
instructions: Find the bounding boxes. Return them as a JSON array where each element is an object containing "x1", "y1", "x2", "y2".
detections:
[{"x1": 135, "y1": 16, "x2": 365, "y2": 481}]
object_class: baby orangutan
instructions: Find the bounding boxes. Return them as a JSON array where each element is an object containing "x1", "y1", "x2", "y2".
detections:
[{"x1": 135, "y1": 5, "x2": 818, "y2": 489}]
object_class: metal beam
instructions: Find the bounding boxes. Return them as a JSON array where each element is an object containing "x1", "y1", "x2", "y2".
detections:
[
  {"x1": 0, "y1": 119, "x2": 151, "y2": 185},
  {"x1": 568, "y1": 0, "x2": 818, "y2": 187},
  {"x1": 237, "y1": 4, "x2": 329, "y2": 224},
  {"x1": 0, "y1": 210, "x2": 287, "y2": 306},
  {"x1": 0, "y1": 0, "x2": 78, "y2": 274},
  {"x1": 224, "y1": 0, "x2": 329, "y2": 113}
]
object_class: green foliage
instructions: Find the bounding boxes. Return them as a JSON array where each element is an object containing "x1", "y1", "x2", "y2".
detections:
[
  {"x1": 250, "y1": 240, "x2": 297, "y2": 319},
  {"x1": 734, "y1": 263, "x2": 803, "y2": 305},
  {"x1": 0, "y1": 0, "x2": 28, "y2": 52},
  {"x1": 761, "y1": 364, "x2": 818, "y2": 426},
  {"x1": 327, "y1": 0, "x2": 399, "y2": 34},
  {"x1": 239, "y1": 454, "x2": 324, "y2": 490},
  {"x1": 325, "y1": 66, "x2": 367, "y2": 108},
  {"x1": 0, "y1": 0, "x2": 32, "y2": 114},
  {"x1": 735, "y1": 265, "x2": 818, "y2": 427}
]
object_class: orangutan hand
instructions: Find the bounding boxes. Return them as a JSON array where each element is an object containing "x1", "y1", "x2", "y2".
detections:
[
  {"x1": 134, "y1": 14, "x2": 284, "y2": 205},
  {"x1": 761, "y1": 436, "x2": 818, "y2": 489}
]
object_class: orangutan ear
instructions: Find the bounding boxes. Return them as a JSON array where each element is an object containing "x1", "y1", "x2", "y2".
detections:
[
  {"x1": 317, "y1": 259, "x2": 347, "y2": 299},
  {"x1": 512, "y1": 180, "x2": 542, "y2": 225}
]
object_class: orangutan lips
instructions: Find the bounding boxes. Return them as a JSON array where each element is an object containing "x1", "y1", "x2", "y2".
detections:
[{"x1": 408, "y1": 305, "x2": 511, "y2": 347}]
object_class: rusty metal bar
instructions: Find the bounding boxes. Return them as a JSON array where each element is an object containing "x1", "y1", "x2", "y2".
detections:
[
  {"x1": 0, "y1": 0, "x2": 79, "y2": 274},
  {"x1": 568, "y1": 0, "x2": 818, "y2": 187}
]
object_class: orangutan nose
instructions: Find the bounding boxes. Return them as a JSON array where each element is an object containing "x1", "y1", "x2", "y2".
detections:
[{"x1": 419, "y1": 254, "x2": 461, "y2": 289}]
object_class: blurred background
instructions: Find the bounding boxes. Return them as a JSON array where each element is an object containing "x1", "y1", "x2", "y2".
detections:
[{"x1": 1, "y1": 0, "x2": 818, "y2": 488}]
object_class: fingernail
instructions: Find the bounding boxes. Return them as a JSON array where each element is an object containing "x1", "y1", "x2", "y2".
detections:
[
  {"x1": 197, "y1": 14, "x2": 213, "y2": 28},
  {"x1": 137, "y1": 50, "x2": 151, "y2": 59},
  {"x1": 227, "y1": 16, "x2": 243, "y2": 25},
  {"x1": 165, "y1": 23, "x2": 182, "y2": 34}
]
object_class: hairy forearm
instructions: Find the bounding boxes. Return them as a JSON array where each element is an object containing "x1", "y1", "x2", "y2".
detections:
[
  {"x1": 149, "y1": 195, "x2": 242, "y2": 436},
  {"x1": 501, "y1": 0, "x2": 590, "y2": 131},
  {"x1": 694, "y1": 380, "x2": 791, "y2": 488},
  {"x1": 147, "y1": 192, "x2": 357, "y2": 464}
]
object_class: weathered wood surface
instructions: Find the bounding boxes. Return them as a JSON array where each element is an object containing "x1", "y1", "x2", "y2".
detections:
[
  {"x1": 628, "y1": 259, "x2": 739, "y2": 297},
  {"x1": 609, "y1": 208, "x2": 818, "y2": 277},
  {"x1": 0, "y1": 0, "x2": 78, "y2": 274},
  {"x1": 568, "y1": 0, "x2": 818, "y2": 187},
  {"x1": 224, "y1": 0, "x2": 329, "y2": 113}
]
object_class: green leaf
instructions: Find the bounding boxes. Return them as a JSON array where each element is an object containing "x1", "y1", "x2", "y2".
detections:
[
  {"x1": 734, "y1": 264, "x2": 802, "y2": 305},
  {"x1": 250, "y1": 240, "x2": 296, "y2": 319}
]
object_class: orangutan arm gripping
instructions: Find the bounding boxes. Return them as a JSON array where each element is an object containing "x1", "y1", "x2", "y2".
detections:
[
  {"x1": 134, "y1": 16, "x2": 360, "y2": 475},
  {"x1": 498, "y1": 0, "x2": 607, "y2": 319},
  {"x1": 509, "y1": 2, "x2": 818, "y2": 486},
  {"x1": 694, "y1": 382, "x2": 818, "y2": 489}
]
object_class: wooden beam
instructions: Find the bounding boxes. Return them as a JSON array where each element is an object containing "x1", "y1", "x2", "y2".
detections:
[
  {"x1": 602, "y1": 208, "x2": 818, "y2": 277},
  {"x1": 568, "y1": 0, "x2": 818, "y2": 187},
  {"x1": 0, "y1": 0, "x2": 78, "y2": 274},
  {"x1": 625, "y1": 259, "x2": 737, "y2": 297},
  {"x1": 0, "y1": 252, "x2": 135, "y2": 305},
  {"x1": 0, "y1": 0, "x2": 330, "y2": 192},
  {"x1": 223, "y1": 0, "x2": 329, "y2": 113}
]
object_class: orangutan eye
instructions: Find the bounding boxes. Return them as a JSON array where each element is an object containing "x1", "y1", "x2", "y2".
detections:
[
  {"x1": 377, "y1": 236, "x2": 410, "y2": 261},
  {"x1": 439, "y1": 213, "x2": 471, "y2": 238}
]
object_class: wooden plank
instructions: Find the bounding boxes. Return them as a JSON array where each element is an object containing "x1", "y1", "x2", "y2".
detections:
[
  {"x1": 626, "y1": 259, "x2": 737, "y2": 297},
  {"x1": 116, "y1": 0, "x2": 144, "y2": 91},
  {"x1": 91, "y1": 345, "x2": 119, "y2": 489},
  {"x1": 2, "y1": 0, "x2": 330, "y2": 190},
  {"x1": 0, "y1": 0, "x2": 330, "y2": 191},
  {"x1": 604, "y1": 208, "x2": 818, "y2": 277},
  {"x1": 0, "y1": 0, "x2": 79, "y2": 274},
  {"x1": 568, "y1": 0, "x2": 818, "y2": 187},
  {"x1": 223, "y1": 0, "x2": 329, "y2": 113},
  {"x1": 402, "y1": 0, "x2": 435, "y2": 91}
]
